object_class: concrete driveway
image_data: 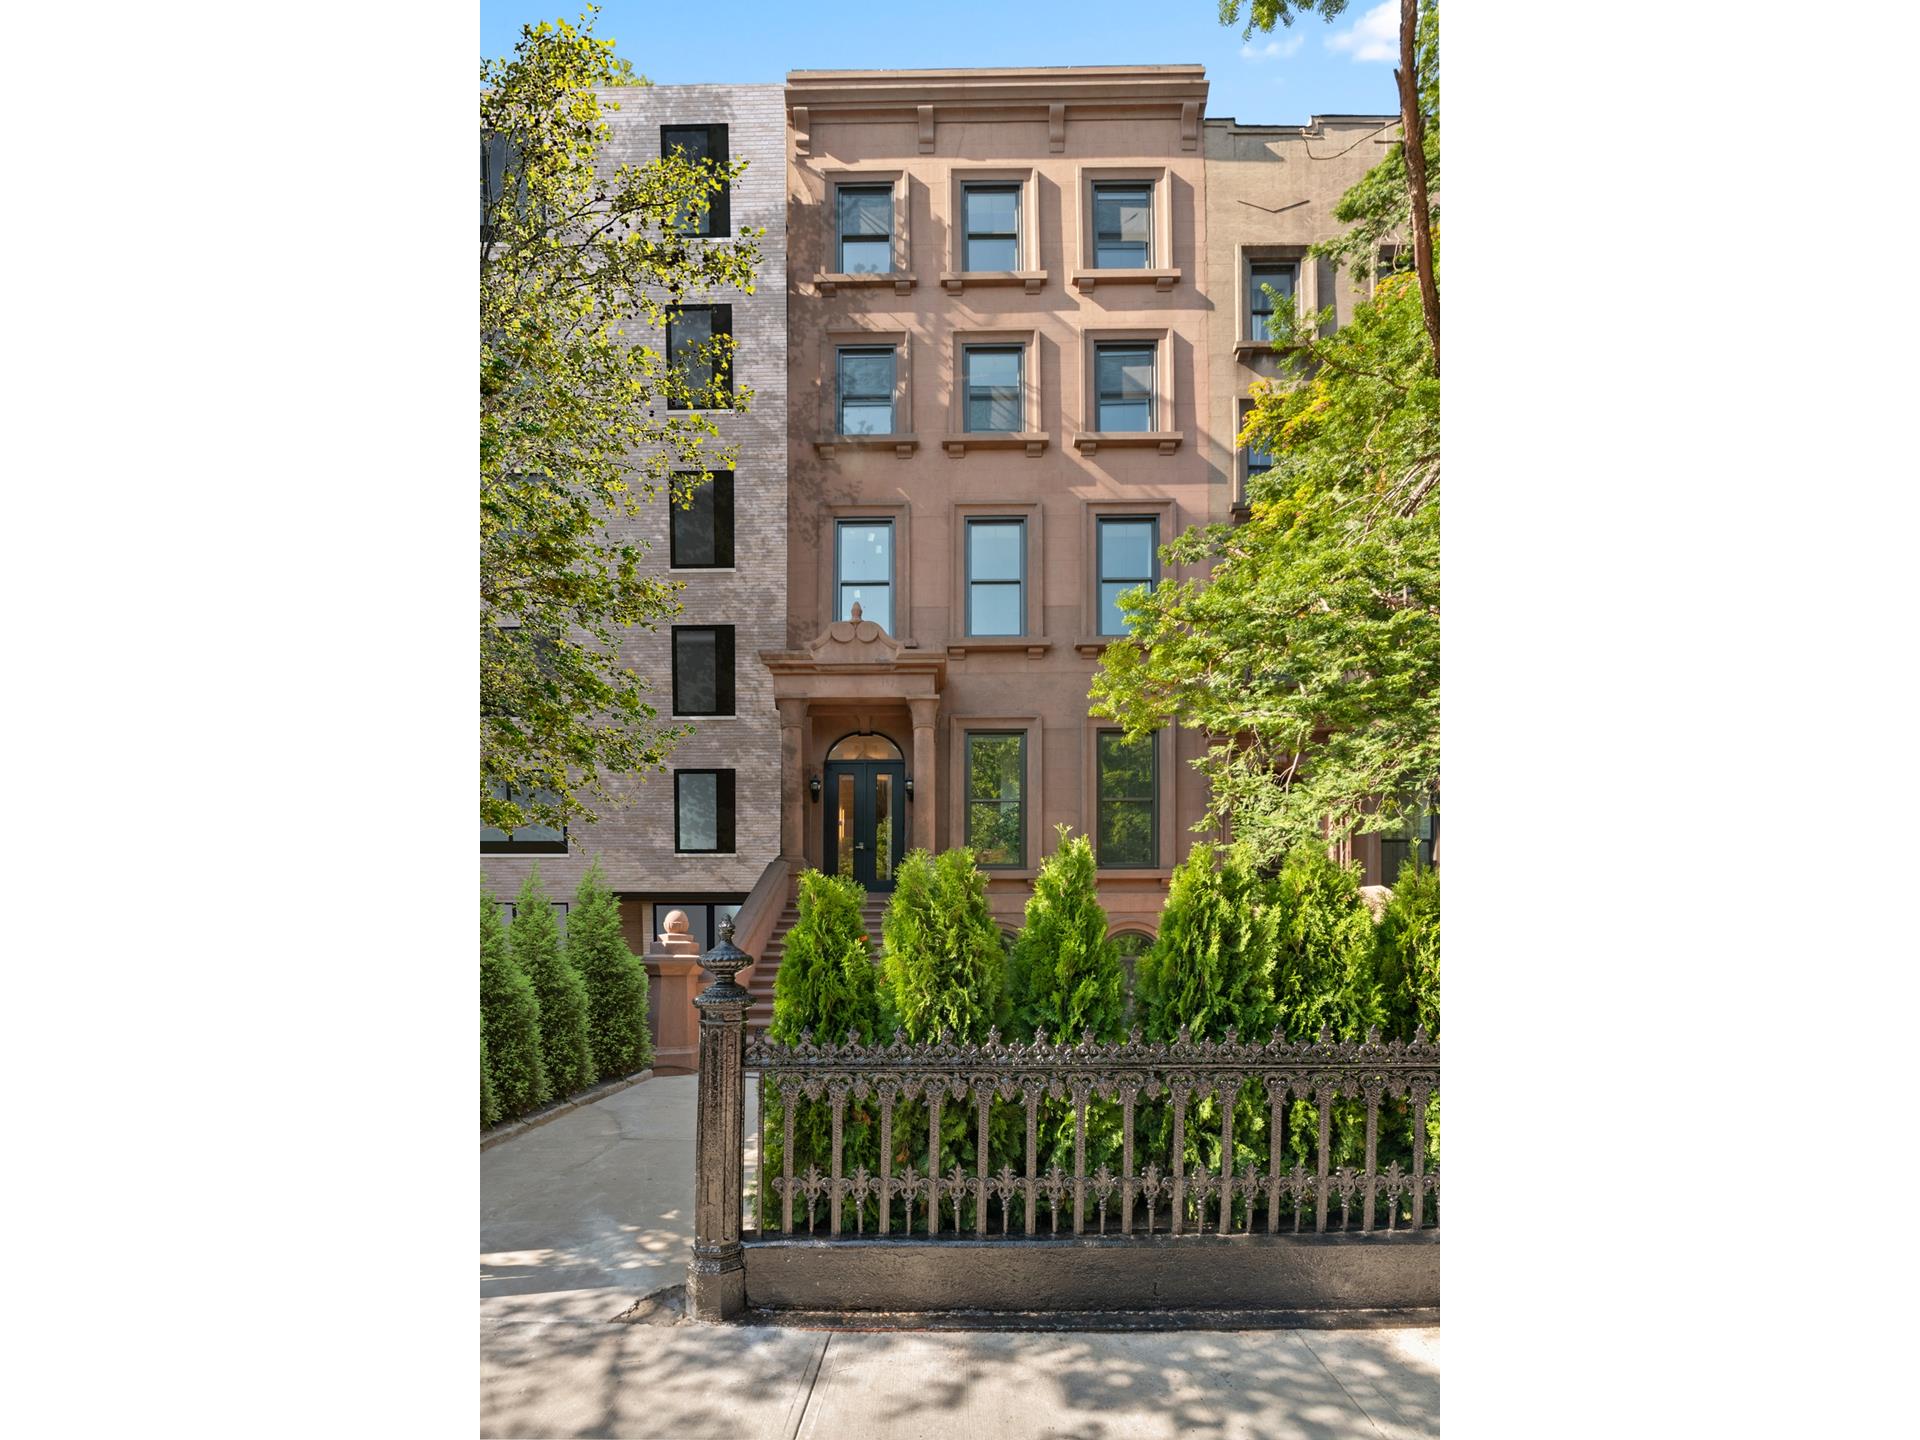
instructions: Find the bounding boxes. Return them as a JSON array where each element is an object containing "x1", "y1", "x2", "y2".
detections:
[{"x1": 481, "y1": 1074, "x2": 1440, "y2": 1439}]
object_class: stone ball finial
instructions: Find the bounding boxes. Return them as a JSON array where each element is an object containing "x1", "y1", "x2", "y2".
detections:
[
  {"x1": 662, "y1": 908, "x2": 690, "y2": 935},
  {"x1": 850, "y1": 599, "x2": 864, "y2": 622}
]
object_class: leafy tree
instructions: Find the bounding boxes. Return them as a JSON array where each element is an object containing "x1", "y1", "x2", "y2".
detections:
[
  {"x1": 1270, "y1": 843, "x2": 1383, "y2": 1042},
  {"x1": 510, "y1": 867, "x2": 595, "y2": 1096},
  {"x1": 1008, "y1": 827, "x2": 1125, "y2": 1043},
  {"x1": 1091, "y1": 5, "x2": 1438, "y2": 867},
  {"x1": 1373, "y1": 856, "x2": 1439, "y2": 1041},
  {"x1": 879, "y1": 849, "x2": 1007, "y2": 1044},
  {"x1": 771, "y1": 870, "x2": 883, "y2": 1044},
  {"x1": 481, "y1": 7, "x2": 762, "y2": 834},
  {"x1": 481, "y1": 887, "x2": 548, "y2": 1120},
  {"x1": 566, "y1": 858, "x2": 652, "y2": 1077},
  {"x1": 1135, "y1": 844, "x2": 1280, "y2": 1043}
]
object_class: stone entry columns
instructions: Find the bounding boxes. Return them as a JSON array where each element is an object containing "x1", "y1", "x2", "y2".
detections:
[
  {"x1": 908, "y1": 696, "x2": 938, "y2": 853},
  {"x1": 776, "y1": 697, "x2": 809, "y2": 861}
]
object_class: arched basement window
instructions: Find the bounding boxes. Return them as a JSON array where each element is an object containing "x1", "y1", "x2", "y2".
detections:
[{"x1": 826, "y1": 733, "x2": 904, "y2": 762}]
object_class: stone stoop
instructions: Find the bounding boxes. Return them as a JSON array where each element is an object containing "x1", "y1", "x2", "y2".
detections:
[{"x1": 745, "y1": 898, "x2": 890, "y2": 1037}]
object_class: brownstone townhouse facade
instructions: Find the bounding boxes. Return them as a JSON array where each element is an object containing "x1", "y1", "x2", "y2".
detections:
[{"x1": 484, "y1": 66, "x2": 1414, "y2": 1001}]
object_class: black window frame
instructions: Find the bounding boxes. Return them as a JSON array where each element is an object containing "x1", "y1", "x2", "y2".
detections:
[
  {"x1": 660, "y1": 123, "x2": 731, "y2": 237},
  {"x1": 963, "y1": 344, "x2": 1023, "y2": 434},
  {"x1": 1094, "y1": 343, "x2": 1156, "y2": 432},
  {"x1": 646, "y1": 897, "x2": 745, "y2": 953},
  {"x1": 1095, "y1": 730, "x2": 1158, "y2": 870},
  {"x1": 836, "y1": 183, "x2": 895, "y2": 275},
  {"x1": 671, "y1": 624, "x2": 735, "y2": 717},
  {"x1": 1247, "y1": 259, "x2": 1297, "y2": 341},
  {"x1": 669, "y1": 471, "x2": 735, "y2": 569},
  {"x1": 964, "y1": 730, "x2": 1027, "y2": 869},
  {"x1": 835, "y1": 517, "x2": 894, "y2": 629},
  {"x1": 1097, "y1": 515, "x2": 1159, "y2": 637},
  {"x1": 1092, "y1": 182, "x2": 1153, "y2": 269},
  {"x1": 962, "y1": 182, "x2": 1021, "y2": 271},
  {"x1": 481, "y1": 781, "x2": 568, "y2": 855},
  {"x1": 666, "y1": 304, "x2": 733, "y2": 411},
  {"x1": 965, "y1": 516, "x2": 1026, "y2": 637},
  {"x1": 1379, "y1": 796, "x2": 1439, "y2": 884},
  {"x1": 674, "y1": 769, "x2": 737, "y2": 854}
]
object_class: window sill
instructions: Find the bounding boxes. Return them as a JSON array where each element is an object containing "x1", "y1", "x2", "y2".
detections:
[
  {"x1": 674, "y1": 850, "x2": 738, "y2": 858},
  {"x1": 1232, "y1": 340, "x2": 1286, "y2": 360},
  {"x1": 1072, "y1": 431, "x2": 1183, "y2": 456},
  {"x1": 942, "y1": 432, "x2": 1049, "y2": 458},
  {"x1": 668, "y1": 566, "x2": 738, "y2": 575},
  {"x1": 671, "y1": 713, "x2": 740, "y2": 721},
  {"x1": 1071, "y1": 267, "x2": 1181, "y2": 293},
  {"x1": 940, "y1": 270, "x2": 1047, "y2": 295},
  {"x1": 1095, "y1": 866, "x2": 1173, "y2": 880},
  {"x1": 1074, "y1": 636, "x2": 1137, "y2": 655},
  {"x1": 946, "y1": 639, "x2": 1052, "y2": 658},
  {"x1": 814, "y1": 271, "x2": 916, "y2": 296},
  {"x1": 815, "y1": 433, "x2": 919, "y2": 459}
]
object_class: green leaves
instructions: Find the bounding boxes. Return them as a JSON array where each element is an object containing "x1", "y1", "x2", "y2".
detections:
[
  {"x1": 1008, "y1": 828, "x2": 1125, "y2": 1043},
  {"x1": 481, "y1": 10, "x2": 763, "y2": 834},
  {"x1": 566, "y1": 857, "x2": 652, "y2": 1077},
  {"x1": 771, "y1": 870, "x2": 883, "y2": 1046},
  {"x1": 879, "y1": 849, "x2": 1008, "y2": 1044}
]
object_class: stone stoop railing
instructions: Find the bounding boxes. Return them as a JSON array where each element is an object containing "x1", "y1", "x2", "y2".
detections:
[{"x1": 686, "y1": 922, "x2": 1440, "y2": 1324}]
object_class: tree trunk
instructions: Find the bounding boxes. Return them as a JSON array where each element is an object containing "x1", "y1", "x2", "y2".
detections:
[{"x1": 1394, "y1": 0, "x2": 1439, "y2": 372}]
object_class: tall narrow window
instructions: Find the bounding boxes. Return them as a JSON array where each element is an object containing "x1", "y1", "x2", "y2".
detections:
[
  {"x1": 1093, "y1": 183, "x2": 1151, "y2": 268},
  {"x1": 1097, "y1": 516, "x2": 1157, "y2": 636},
  {"x1": 835, "y1": 519, "x2": 894, "y2": 632},
  {"x1": 481, "y1": 782, "x2": 567, "y2": 854},
  {"x1": 1096, "y1": 731, "x2": 1157, "y2": 868},
  {"x1": 1379, "y1": 798, "x2": 1439, "y2": 883},
  {"x1": 963, "y1": 184, "x2": 1020, "y2": 270},
  {"x1": 675, "y1": 770, "x2": 736, "y2": 853},
  {"x1": 670, "y1": 472, "x2": 734, "y2": 569},
  {"x1": 965, "y1": 518, "x2": 1025, "y2": 636},
  {"x1": 671, "y1": 625, "x2": 735, "y2": 716},
  {"x1": 1248, "y1": 260, "x2": 1297, "y2": 341},
  {"x1": 1095, "y1": 344, "x2": 1155, "y2": 431},
  {"x1": 964, "y1": 346, "x2": 1022, "y2": 433},
  {"x1": 965, "y1": 731, "x2": 1026, "y2": 867},
  {"x1": 837, "y1": 185, "x2": 893, "y2": 274},
  {"x1": 837, "y1": 347, "x2": 895, "y2": 434},
  {"x1": 660, "y1": 123, "x2": 730, "y2": 236},
  {"x1": 666, "y1": 305, "x2": 732, "y2": 409}
]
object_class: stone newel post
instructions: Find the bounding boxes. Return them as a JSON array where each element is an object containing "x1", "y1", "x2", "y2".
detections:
[{"x1": 687, "y1": 917, "x2": 753, "y2": 1322}]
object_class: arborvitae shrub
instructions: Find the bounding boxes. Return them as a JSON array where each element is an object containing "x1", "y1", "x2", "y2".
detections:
[
  {"x1": 772, "y1": 869, "x2": 883, "y2": 1044},
  {"x1": 1135, "y1": 843, "x2": 1280, "y2": 1043},
  {"x1": 1269, "y1": 843, "x2": 1383, "y2": 1043},
  {"x1": 567, "y1": 858, "x2": 652, "y2": 1077},
  {"x1": 880, "y1": 849, "x2": 1007, "y2": 1043},
  {"x1": 762, "y1": 869, "x2": 884, "y2": 1228},
  {"x1": 511, "y1": 866, "x2": 596, "y2": 1098},
  {"x1": 481, "y1": 1026, "x2": 501, "y2": 1129},
  {"x1": 481, "y1": 887, "x2": 547, "y2": 1120},
  {"x1": 1008, "y1": 827, "x2": 1125, "y2": 1044},
  {"x1": 1374, "y1": 858, "x2": 1439, "y2": 1042}
]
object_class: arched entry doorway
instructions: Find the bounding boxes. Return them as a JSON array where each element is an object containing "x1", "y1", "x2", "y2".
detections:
[{"x1": 824, "y1": 732, "x2": 907, "y2": 891}]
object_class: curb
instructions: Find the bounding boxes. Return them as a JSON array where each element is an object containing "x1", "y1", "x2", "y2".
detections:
[{"x1": 481, "y1": 1068, "x2": 656, "y2": 1151}]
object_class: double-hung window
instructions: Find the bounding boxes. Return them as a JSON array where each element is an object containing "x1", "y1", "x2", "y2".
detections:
[
  {"x1": 965, "y1": 518, "x2": 1025, "y2": 636},
  {"x1": 836, "y1": 347, "x2": 895, "y2": 435},
  {"x1": 1094, "y1": 344, "x2": 1156, "y2": 432},
  {"x1": 1248, "y1": 260, "x2": 1296, "y2": 341},
  {"x1": 1097, "y1": 516, "x2": 1157, "y2": 636},
  {"x1": 964, "y1": 346, "x2": 1022, "y2": 433},
  {"x1": 481, "y1": 782, "x2": 567, "y2": 854},
  {"x1": 1379, "y1": 799, "x2": 1439, "y2": 882},
  {"x1": 962, "y1": 184, "x2": 1020, "y2": 270},
  {"x1": 670, "y1": 472, "x2": 733, "y2": 568},
  {"x1": 1092, "y1": 183, "x2": 1151, "y2": 268},
  {"x1": 660, "y1": 123, "x2": 730, "y2": 236},
  {"x1": 835, "y1": 519, "x2": 894, "y2": 632},
  {"x1": 671, "y1": 625, "x2": 735, "y2": 717},
  {"x1": 1096, "y1": 731, "x2": 1157, "y2": 868},
  {"x1": 675, "y1": 770, "x2": 736, "y2": 853},
  {"x1": 667, "y1": 305, "x2": 732, "y2": 409},
  {"x1": 837, "y1": 185, "x2": 893, "y2": 274},
  {"x1": 965, "y1": 731, "x2": 1026, "y2": 867}
]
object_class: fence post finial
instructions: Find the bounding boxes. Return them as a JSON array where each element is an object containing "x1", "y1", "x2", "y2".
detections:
[{"x1": 687, "y1": 919, "x2": 753, "y2": 1321}]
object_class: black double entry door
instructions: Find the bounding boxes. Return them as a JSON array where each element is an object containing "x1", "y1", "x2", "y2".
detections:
[{"x1": 824, "y1": 759, "x2": 907, "y2": 891}]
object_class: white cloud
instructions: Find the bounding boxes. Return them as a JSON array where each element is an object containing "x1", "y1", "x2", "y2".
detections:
[
  {"x1": 1239, "y1": 31, "x2": 1307, "y2": 63},
  {"x1": 1327, "y1": 0, "x2": 1400, "y2": 64}
]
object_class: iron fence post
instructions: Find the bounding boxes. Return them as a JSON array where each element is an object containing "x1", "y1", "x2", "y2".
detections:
[{"x1": 688, "y1": 918, "x2": 752, "y2": 1322}]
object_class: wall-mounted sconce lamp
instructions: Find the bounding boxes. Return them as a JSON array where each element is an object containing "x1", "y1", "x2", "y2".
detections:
[
  {"x1": 808, "y1": 773, "x2": 821, "y2": 803},
  {"x1": 905, "y1": 776, "x2": 915, "y2": 802}
]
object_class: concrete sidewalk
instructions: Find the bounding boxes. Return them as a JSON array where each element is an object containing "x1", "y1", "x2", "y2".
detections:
[{"x1": 481, "y1": 1075, "x2": 1440, "y2": 1439}]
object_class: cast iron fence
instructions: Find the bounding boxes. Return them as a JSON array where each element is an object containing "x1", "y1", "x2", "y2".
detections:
[{"x1": 685, "y1": 920, "x2": 1439, "y2": 1322}]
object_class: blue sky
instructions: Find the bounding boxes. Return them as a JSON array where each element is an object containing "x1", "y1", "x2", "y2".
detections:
[{"x1": 479, "y1": 1, "x2": 1403, "y2": 124}]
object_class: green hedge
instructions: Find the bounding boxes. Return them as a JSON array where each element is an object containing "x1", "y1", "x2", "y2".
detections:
[
  {"x1": 510, "y1": 867, "x2": 596, "y2": 1098},
  {"x1": 480, "y1": 886, "x2": 548, "y2": 1121},
  {"x1": 567, "y1": 858, "x2": 652, "y2": 1078},
  {"x1": 1008, "y1": 827, "x2": 1124, "y2": 1044}
]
